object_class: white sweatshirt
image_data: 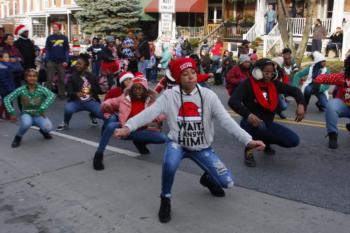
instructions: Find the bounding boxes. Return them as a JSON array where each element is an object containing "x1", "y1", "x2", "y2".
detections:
[{"x1": 125, "y1": 85, "x2": 252, "y2": 151}]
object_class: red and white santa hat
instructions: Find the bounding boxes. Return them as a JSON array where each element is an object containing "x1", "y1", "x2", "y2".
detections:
[
  {"x1": 131, "y1": 74, "x2": 148, "y2": 90},
  {"x1": 118, "y1": 71, "x2": 134, "y2": 84},
  {"x1": 14, "y1": 24, "x2": 28, "y2": 35},
  {"x1": 177, "y1": 102, "x2": 201, "y2": 121},
  {"x1": 169, "y1": 58, "x2": 198, "y2": 84}
]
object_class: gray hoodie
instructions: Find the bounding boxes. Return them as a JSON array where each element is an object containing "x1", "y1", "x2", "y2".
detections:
[{"x1": 125, "y1": 85, "x2": 252, "y2": 151}]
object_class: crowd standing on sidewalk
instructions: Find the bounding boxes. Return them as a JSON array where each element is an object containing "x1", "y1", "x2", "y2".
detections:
[{"x1": 0, "y1": 20, "x2": 350, "y2": 223}]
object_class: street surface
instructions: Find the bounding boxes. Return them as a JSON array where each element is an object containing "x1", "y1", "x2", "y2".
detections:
[{"x1": 1, "y1": 85, "x2": 349, "y2": 233}]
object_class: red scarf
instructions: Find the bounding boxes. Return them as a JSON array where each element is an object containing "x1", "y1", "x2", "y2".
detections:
[{"x1": 249, "y1": 77, "x2": 278, "y2": 112}]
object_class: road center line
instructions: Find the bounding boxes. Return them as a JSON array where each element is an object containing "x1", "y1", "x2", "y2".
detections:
[{"x1": 30, "y1": 126, "x2": 141, "y2": 158}]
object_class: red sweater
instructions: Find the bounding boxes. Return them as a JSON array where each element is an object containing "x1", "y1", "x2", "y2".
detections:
[
  {"x1": 129, "y1": 100, "x2": 145, "y2": 119},
  {"x1": 315, "y1": 73, "x2": 350, "y2": 106}
]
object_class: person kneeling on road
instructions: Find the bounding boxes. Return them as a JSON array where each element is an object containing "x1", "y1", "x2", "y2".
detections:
[
  {"x1": 57, "y1": 54, "x2": 103, "y2": 130},
  {"x1": 4, "y1": 69, "x2": 55, "y2": 147},
  {"x1": 229, "y1": 58, "x2": 305, "y2": 167},
  {"x1": 114, "y1": 58, "x2": 265, "y2": 223},
  {"x1": 93, "y1": 75, "x2": 168, "y2": 170}
]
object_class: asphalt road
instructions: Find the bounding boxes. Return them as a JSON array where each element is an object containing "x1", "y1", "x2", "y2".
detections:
[{"x1": 14, "y1": 84, "x2": 350, "y2": 215}]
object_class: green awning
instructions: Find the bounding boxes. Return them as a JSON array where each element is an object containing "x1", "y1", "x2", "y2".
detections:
[{"x1": 139, "y1": 0, "x2": 157, "y2": 21}]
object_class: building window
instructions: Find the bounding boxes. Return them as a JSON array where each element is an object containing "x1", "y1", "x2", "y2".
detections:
[
  {"x1": 32, "y1": 17, "x2": 46, "y2": 37},
  {"x1": 13, "y1": 0, "x2": 17, "y2": 15}
]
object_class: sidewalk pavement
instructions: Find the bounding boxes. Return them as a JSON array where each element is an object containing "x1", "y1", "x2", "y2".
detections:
[{"x1": 1, "y1": 121, "x2": 349, "y2": 233}]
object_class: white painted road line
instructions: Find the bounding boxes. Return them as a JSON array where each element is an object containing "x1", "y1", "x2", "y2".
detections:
[{"x1": 30, "y1": 126, "x2": 141, "y2": 158}]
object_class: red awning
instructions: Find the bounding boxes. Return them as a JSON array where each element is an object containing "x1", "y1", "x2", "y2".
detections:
[{"x1": 144, "y1": 0, "x2": 205, "y2": 13}]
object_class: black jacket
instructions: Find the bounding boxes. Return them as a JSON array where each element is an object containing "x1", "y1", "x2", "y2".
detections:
[
  {"x1": 228, "y1": 79, "x2": 304, "y2": 125},
  {"x1": 67, "y1": 71, "x2": 101, "y2": 102},
  {"x1": 14, "y1": 37, "x2": 36, "y2": 69},
  {"x1": 137, "y1": 39, "x2": 150, "y2": 60},
  {"x1": 330, "y1": 32, "x2": 343, "y2": 44}
]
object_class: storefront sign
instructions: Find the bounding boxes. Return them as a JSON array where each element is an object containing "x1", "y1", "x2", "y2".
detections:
[
  {"x1": 161, "y1": 13, "x2": 172, "y2": 32},
  {"x1": 159, "y1": 0, "x2": 175, "y2": 13}
]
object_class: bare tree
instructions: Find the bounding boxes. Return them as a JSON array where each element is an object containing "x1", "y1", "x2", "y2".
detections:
[{"x1": 277, "y1": 0, "x2": 317, "y2": 67}]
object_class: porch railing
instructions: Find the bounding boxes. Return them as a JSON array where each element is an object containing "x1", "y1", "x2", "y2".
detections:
[
  {"x1": 263, "y1": 23, "x2": 284, "y2": 57},
  {"x1": 243, "y1": 24, "x2": 257, "y2": 42},
  {"x1": 220, "y1": 23, "x2": 251, "y2": 40},
  {"x1": 287, "y1": 18, "x2": 332, "y2": 37},
  {"x1": 176, "y1": 26, "x2": 205, "y2": 39},
  {"x1": 200, "y1": 22, "x2": 225, "y2": 44}
]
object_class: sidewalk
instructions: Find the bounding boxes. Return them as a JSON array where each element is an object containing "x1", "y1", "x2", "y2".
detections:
[{"x1": 0, "y1": 122, "x2": 349, "y2": 233}]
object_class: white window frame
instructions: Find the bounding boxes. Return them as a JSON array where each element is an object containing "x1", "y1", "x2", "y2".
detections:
[
  {"x1": 13, "y1": 0, "x2": 17, "y2": 16},
  {"x1": 51, "y1": 0, "x2": 56, "y2": 7},
  {"x1": 19, "y1": 0, "x2": 23, "y2": 14},
  {"x1": 27, "y1": 0, "x2": 32, "y2": 12},
  {"x1": 6, "y1": 1, "x2": 9, "y2": 16}
]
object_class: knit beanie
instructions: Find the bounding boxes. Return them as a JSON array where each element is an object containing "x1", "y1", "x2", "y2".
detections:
[
  {"x1": 119, "y1": 71, "x2": 134, "y2": 84},
  {"x1": 239, "y1": 54, "x2": 251, "y2": 64},
  {"x1": 131, "y1": 76, "x2": 148, "y2": 90},
  {"x1": 53, "y1": 22, "x2": 62, "y2": 30},
  {"x1": 271, "y1": 57, "x2": 284, "y2": 67},
  {"x1": 313, "y1": 51, "x2": 325, "y2": 64},
  {"x1": 169, "y1": 58, "x2": 198, "y2": 84}
]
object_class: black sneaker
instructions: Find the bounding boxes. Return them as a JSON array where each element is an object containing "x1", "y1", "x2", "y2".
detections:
[
  {"x1": 158, "y1": 196, "x2": 171, "y2": 223},
  {"x1": 57, "y1": 122, "x2": 69, "y2": 131},
  {"x1": 11, "y1": 135, "x2": 22, "y2": 148},
  {"x1": 264, "y1": 144, "x2": 276, "y2": 155},
  {"x1": 89, "y1": 114, "x2": 99, "y2": 126},
  {"x1": 315, "y1": 101, "x2": 325, "y2": 112},
  {"x1": 93, "y1": 152, "x2": 105, "y2": 170},
  {"x1": 133, "y1": 141, "x2": 150, "y2": 155},
  {"x1": 200, "y1": 173, "x2": 225, "y2": 197},
  {"x1": 328, "y1": 132, "x2": 338, "y2": 149},
  {"x1": 244, "y1": 147, "x2": 256, "y2": 167},
  {"x1": 346, "y1": 123, "x2": 350, "y2": 132},
  {"x1": 39, "y1": 129, "x2": 53, "y2": 140}
]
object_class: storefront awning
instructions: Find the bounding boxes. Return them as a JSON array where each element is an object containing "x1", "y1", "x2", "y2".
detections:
[{"x1": 144, "y1": 0, "x2": 205, "y2": 13}]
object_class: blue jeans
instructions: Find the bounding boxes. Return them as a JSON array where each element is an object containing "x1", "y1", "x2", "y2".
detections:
[
  {"x1": 266, "y1": 21, "x2": 274, "y2": 34},
  {"x1": 240, "y1": 119, "x2": 299, "y2": 147},
  {"x1": 92, "y1": 61, "x2": 101, "y2": 78},
  {"x1": 17, "y1": 113, "x2": 53, "y2": 137},
  {"x1": 161, "y1": 141, "x2": 234, "y2": 198},
  {"x1": 277, "y1": 94, "x2": 288, "y2": 112},
  {"x1": 211, "y1": 56, "x2": 221, "y2": 73},
  {"x1": 326, "y1": 98, "x2": 350, "y2": 133},
  {"x1": 138, "y1": 60, "x2": 149, "y2": 77},
  {"x1": 64, "y1": 100, "x2": 103, "y2": 124},
  {"x1": 304, "y1": 84, "x2": 328, "y2": 110},
  {"x1": 96, "y1": 121, "x2": 168, "y2": 153}
]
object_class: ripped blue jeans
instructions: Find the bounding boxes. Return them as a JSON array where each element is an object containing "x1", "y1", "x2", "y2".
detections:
[
  {"x1": 161, "y1": 141, "x2": 234, "y2": 198},
  {"x1": 17, "y1": 113, "x2": 53, "y2": 137}
]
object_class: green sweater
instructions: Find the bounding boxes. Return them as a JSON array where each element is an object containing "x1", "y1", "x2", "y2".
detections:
[
  {"x1": 292, "y1": 66, "x2": 330, "y2": 93},
  {"x1": 4, "y1": 84, "x2": 55, "y2": 116}
]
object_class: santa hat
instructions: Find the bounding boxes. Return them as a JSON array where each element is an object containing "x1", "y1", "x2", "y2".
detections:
[
  {"x1": 14, "y1": 24, "x2": 28, "y2": 35},
  {"x1": 131, "y1": 76, "x2": 148, "y2": 90},
  {"x1": 53, "y1": 22, "x2": 62, "y2": 30},
  {"x1": 177, "y1": 102, "x2": 201, "y2": 121},
  {"x1": 119, "y1": 71, "x2": 134, "y2": 84},
  {"x1": 313, "y1": 51, "x2": 325, "y2": 64},
  {"x1": 134, "y1": 72, "x2": 145, "y2": 79},
  {"x1": 169, "y1": 58, "x2": 198, "y2": 84}
]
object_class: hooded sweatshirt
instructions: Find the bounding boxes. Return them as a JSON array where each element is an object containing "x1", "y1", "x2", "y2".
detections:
[{"x1": 125, "y1": 85, "x2": 252, "y2": 151}]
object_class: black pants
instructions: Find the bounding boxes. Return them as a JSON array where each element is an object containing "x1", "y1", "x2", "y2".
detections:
[{"x1": 312, "y1": 39, "x2": 322, "y2": 52}]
